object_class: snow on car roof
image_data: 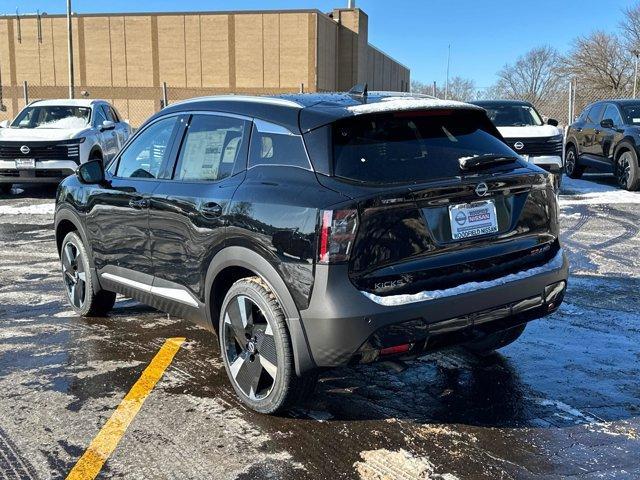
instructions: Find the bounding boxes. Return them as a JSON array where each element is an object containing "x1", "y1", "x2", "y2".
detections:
[
  {"x1": 346, "y1": 96, "x2": 484, "y2": 115},
  {"x1": 29, "y1": 99, "x2": 103, "y2": 107}
]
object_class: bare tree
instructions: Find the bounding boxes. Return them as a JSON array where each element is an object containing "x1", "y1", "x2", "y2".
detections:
[
  {"x1": 410, "y1": 77, "x2": 476, "y2": 101},
  {"x1": 620, "y1": 3, "x2": 640, "y2": 50},
  {"x1": 494, "y1": 46, "x2": 564, "y2": 103},
  {"x1": 410, "y1": 80, "x2": 433, "y2": 95},
  {"x1": 443, "y1": 76, "x2": 476, "y2": 101},
  {"x1": 563, "y1": 31, "x2": 633, "y2": 93}
]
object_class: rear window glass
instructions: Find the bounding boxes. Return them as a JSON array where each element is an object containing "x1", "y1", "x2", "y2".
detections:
[{"x1": 332, "y1": 111, "x2": 521, "y2": 184}]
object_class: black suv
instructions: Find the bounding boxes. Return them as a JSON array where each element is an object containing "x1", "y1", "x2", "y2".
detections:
[
  {"x1": 566, "y1": 99, "x2": 640, "y2": 190},
  {"x1": 55, "y1": 92, "x2": 568, "y2": 413}
]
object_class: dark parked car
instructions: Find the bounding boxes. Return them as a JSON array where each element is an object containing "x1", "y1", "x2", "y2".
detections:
[
  {"x1": 565, "y1": 99, "x2": 640, "y2": 190},
  {"x1": 54, "y1": 92, "x2": 568, "y2": 414}
]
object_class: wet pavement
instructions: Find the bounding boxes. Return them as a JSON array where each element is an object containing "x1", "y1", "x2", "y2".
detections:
[{"x1": 0, "y1": 176, "x2": 639, "y2": 479}]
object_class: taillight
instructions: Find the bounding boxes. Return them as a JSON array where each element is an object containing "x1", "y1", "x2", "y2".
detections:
[{"x1": 318, "y1": 209, "x2": 358, "y2": 264}]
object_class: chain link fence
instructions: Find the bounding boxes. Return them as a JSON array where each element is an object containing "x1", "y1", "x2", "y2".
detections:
[
  {"x1": 2, "y1": 81, "x2": 639, "y2": 130},
  {"x1": 0, "y1": 83, "x2": 307, "y2": 129}
]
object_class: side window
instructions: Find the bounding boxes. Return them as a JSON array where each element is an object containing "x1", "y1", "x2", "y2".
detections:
[
  {"x1": 93, "y1": 107, "x2": 107, "y2": 128},
  {"x1": 173, "y1": 114, "x2": 250, "y2": 182},
  {"x1": 603, "y1": 104, "x2": 623, "y2": 126},
  {"x1": 101, "y1": 105, "x2": 115, "y2": 122},
  {"x1": 111, "y1": 106, "x2": 122, "y2": 123},
  {"x1": 115, "y1": 116, "x2": 178, "y2": 179},
  {"x1": 586, "y1": 104, "x2": 605, "y2": 124},
  {"x1": 248, "y1": 121, "x2": 311, "y2": 170}
]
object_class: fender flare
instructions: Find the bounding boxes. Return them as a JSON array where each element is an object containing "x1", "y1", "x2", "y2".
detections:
[
  {"x1": 204, "y1": 246, "x2": 316, "y2": 376},
  {"x1": 613, "y1": 138, "x2": 638, "y2": 163},
  {"x1": 54, "y1": 207, "x2": 102, "y2": 291}
]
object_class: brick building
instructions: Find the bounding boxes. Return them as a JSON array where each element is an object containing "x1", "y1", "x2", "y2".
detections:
[{"x1": 0, "y1": 6, "x2": 410, "y2": 126}]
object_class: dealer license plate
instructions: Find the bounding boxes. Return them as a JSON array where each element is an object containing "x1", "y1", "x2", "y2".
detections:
[
  {"x1": 449, "y1": 200, "x2": 499, "y2": 240},
  {"x1": 15, "y1": 158, "x2": 35, "y2": 169}
]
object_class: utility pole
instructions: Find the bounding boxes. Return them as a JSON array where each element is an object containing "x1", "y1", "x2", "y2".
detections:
[
  {"x1": 444, "y1": 44, "x2": 451, "y2": 100},
  {"x1": 67, "y1": 0, "x2": 74, "y2": 99},
  {"x1": 633, "y1": 50, "x2": 639, "y2": 98}
]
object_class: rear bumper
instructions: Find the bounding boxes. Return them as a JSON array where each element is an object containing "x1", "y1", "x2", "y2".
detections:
[
  {"x1": 300, "y1": 250, "x2": 568, "y2": 367},
  {"x1": 0, "y1": 159, "x2": 76, "y2": 184}
]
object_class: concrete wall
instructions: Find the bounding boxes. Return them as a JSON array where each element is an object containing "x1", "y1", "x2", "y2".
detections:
[{"x1": 0, "y1": 8, "x2": 410, "y2": 125}]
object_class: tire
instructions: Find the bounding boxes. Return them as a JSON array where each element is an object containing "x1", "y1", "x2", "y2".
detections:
[
  {"x1": 219, "y1": 276, "x2": 317, "y2": 414},
  {"x1": 464, "y1": 323, "x2": 527, "y2": 356},
  {"x1": 0, "y1": 184, "x2": 11, "y2": 194},
  {"x1": 565, "y1": 144, "x2": 584, "y2": 179},
  {"x1": 615, "y1": 148, "x2": 640, "y2": 191},
  {"x1": 61, "y1": 231, "x2": 116, "y2": 317}
]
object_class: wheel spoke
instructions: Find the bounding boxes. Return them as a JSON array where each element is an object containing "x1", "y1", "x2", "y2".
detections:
[
  {"x1": 77, "y1": 271, "x2": 87, "y2": 282},
  {"x1": 234, "y1": 356, "x2": 263, "y2": 397},
  {"x1": 73, "y1": 281, "x2": 83, "y2": 307},
  {"x1": 62, "y1": 244, "x2": 74, "y2": 271},
  {"x1": 258, "y1": 353, "x2": 277, "y2": 380},
  {"x1": 237, "y1": 296, "x2": 255, "y2": 328},
  {"x1": 225, "y1": 312, "x2": 247, "y2": 348},
  {"x1": 70, "y1": 284, "x2": 77, "y2": 307}
]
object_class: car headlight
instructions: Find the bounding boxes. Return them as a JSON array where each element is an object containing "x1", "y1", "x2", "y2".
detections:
[{"x1": 548, "y1": 134, "x2": 563, "y2": 143}]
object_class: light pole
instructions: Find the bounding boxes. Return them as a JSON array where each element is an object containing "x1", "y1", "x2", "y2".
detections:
[
  {"x1": 67, "y1": 0, "x2": 74, "y2": 99},
  {"x1": 634, "y1": 50, "x2": 639, "y2": 99},
  {"x1": 444, "y1": 44, "x2": 451, "y2": 100}
]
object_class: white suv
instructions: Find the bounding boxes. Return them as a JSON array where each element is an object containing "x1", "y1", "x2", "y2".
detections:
[
  {"x1": 0, "y1": 99, "x2": 131, "y2": 193},
  {"x1": 471, "y1": 100, "x2": 563, "y2": 183}
]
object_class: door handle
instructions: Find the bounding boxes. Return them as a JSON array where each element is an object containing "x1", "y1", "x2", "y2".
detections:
[
  {"x1": 128, "y1": 198, "x2": 149, "y2": 209},
  {"x1": 199, "y1": 202, "x2": 223, "y2": 217}
]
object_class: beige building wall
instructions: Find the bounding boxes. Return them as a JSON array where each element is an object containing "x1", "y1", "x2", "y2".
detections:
[{"x1": 0, "y1": 7, "x2": 409, "y2": 126}]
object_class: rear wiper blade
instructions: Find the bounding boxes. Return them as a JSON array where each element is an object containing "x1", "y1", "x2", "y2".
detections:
[{"x1": 458, "y1": 154, "x2": 519, "y2": 171}]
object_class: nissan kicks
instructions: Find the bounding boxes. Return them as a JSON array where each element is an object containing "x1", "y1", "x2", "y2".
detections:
[{"x1": 54, "y1": 91, "x2": 568, "y2": 414}]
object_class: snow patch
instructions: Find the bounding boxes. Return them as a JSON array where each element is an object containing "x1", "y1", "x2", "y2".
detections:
[
  {"x1": 355, "y1": 448, "x2": 458, "y2": 480},
  {"x1": 0, "y1": 203, "x2": 55, "y2": 215},
  {"x1": 347, "y1": 97, "x2": 482, "y2": 116},
  {"x1": 363, "y1": 249, "x2": 565, "y2": 306},
  {"x1": 560, "y1": 176, "x2": 640, "y2": 205}
]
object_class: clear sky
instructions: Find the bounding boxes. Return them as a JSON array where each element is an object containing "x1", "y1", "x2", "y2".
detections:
[{"x1": 4, "y1": 0, "x2": 636, "y2": 88}]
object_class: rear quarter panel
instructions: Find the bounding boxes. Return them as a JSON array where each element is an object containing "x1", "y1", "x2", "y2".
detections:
[{"x1": 227, "y1": 166, "x2": 349, "y2": 310}]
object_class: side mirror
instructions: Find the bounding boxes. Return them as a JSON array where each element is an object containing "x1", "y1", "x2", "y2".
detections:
[
  {"x1": 600, "y1": 118, "x2": 614, "y2": 129},
  {"x1": 547, "y1": 118, "x2": 559, "y2": 127},
  {"x1": 77, "y1": 160, "x2": 105, "y2": 185},
  {"x1": 100, "y1": 120, "x2": 116, "y2": 131}
]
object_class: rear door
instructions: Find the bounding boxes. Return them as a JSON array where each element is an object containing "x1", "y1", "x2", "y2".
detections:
[
  {"x1": 148, "y1": 112, "x2": 251, "y2": 308},
  {"x1": 582, "y1": 103, "x2": 605, "y2": 157},
  {"x1": 319, "y1": 108, "x2": 559, "y2": 298}
]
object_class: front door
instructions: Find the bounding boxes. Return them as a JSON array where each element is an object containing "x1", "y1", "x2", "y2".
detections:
[
  {"x1": 149, "y1": 112, "x2": 251, "y2": 310},
  {"x1": 597, "y1": 103, "x2": 624, "y2": 164},
  {"x1": 86, "y1": 115, "x2": 182, "y2": 285}
]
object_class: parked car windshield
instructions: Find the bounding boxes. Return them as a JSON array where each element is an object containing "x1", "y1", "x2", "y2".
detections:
[
  {"x1": 332, "y1": 110, "x2": 523, "y2": 184},
  {"x1": 620, "y1": 104, "x2": 640, "y2": 125},
  {"x1": 479, "y1": 103, "x2": 544, "y2": 127},
  {"x1": 10, "y1": 106, "x2": 91, "y2": 129}
]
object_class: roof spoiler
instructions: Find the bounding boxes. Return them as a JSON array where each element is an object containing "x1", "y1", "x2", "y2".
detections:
[{"x1": 348, "y1": 83, "x2": 368, "y2": 102}]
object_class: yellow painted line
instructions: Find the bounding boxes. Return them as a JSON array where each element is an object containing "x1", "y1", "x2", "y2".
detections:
[{"x1": 67, "y1": 337, "x2": 186, "y2": 480}]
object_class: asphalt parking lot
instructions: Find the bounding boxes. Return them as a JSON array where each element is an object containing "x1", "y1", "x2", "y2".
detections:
[{"x1": 0, "y1": 175, "x2": 639, "y2": 480}]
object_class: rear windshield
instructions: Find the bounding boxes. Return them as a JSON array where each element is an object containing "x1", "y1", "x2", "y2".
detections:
[{"x1": 332, "y1": 110, "x2": 521, "y2": 184}]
